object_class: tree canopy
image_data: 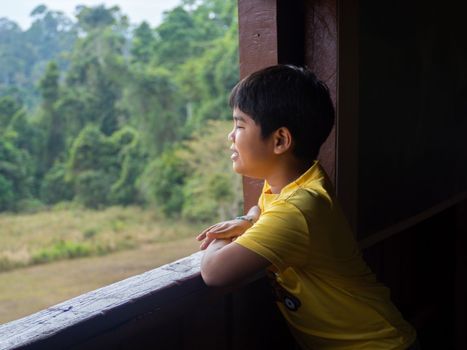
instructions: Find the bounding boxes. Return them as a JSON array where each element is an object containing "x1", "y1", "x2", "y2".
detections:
[{"x1": 0, "y1": 0, "x2": 241, "y2": 222}]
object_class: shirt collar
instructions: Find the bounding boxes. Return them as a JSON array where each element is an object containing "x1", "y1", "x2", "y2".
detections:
[{"x1": 263, "y1": 160, "x2": 325, "y2": 196}]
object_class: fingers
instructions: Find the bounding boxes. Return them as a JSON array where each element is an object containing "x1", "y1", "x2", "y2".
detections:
[
  {"x1": 196, "y1": 219, "x2": 248, "y2": 245},
  {"x1": 200, "y1": 236, "x2": 215, "y2": 250},
  {"x1": 196, "y1": 223, "x2": 221, "y2": 241},
  {"x1": 196, "y1": 222, "x2": 230, "y2": 241},
  {"x1": 209, "y1": 221, "x2": 240, "y2": 234},
  {"x1": 199, "y1": 235, "x2": 235, "y2": 250},
  {"x1": 206, "y1": 230, "x2": 238, "y2": 239},
  {"x1": 206, "y1": 220, "x2": 250, "y2": 237},
  {"x1": 196, "y1": 232, "x2": 206, "y2": 241}
]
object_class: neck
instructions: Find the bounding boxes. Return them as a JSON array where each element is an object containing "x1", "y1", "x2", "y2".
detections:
[{"x1": 267, "y1": 158, "x2": 313, "y2": 194}]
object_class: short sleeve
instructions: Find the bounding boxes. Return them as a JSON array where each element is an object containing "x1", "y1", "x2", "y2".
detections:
[{"x1": 235, "y1": 201, "x2": 310, "y2": 271}]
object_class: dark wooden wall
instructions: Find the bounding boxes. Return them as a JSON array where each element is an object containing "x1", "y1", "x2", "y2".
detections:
[
  {"x1": 355, "y1": 2, "x2": 467, "y2": 349},
  {"x1": 357, "y1": 0, "x2": 467, "y2": 236},
  {"x1": 239, "y1": 1, "x2": 467, "y2": 349}
]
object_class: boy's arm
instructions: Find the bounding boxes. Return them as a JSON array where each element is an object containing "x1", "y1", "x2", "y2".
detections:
[
  {"x1": 242, "y1": 205, "x2": 261, "y2": 223},
  {"x1": 201, "y1": 239, "x2": 270, "y2": 287},
  {"x1": 197, "y1": 205, "x2": 261, "y2": 250}
]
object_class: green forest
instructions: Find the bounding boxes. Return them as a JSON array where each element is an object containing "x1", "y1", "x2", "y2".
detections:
[{"x1": 0, "y1": 0, "x2": 242, "y2": 222}]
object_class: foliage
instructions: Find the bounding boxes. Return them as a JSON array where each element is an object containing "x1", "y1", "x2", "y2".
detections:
[
  {"x1": 7, "y1": 109, "x2": 44, "y2": 161},
  {"x1": 15, "y1": 198, "x2": 46, "y2": 213},
  {"x1": 0, "y1": 175, "x2": 14, "y2": 211},
  {"x1": 75, "y1": 5, "x2": 127, "y2": 31},
  {"x1": 0, "y1": 0, "x2": 239, "y2": 218},
  {"x1": 67, "y1": 124, "x2": 145, "y2": 208},
  {"x1": 178, "y1": 24, "x2": 239, "y2": 132},
  {"x1": 40, "y1": 162, "x2": 74, "y2": 205},
  {"x1": 121, "y1": 66, "x2": 184, "y2": 156},
  {"x1": 130, "y1": 22, "x2": 155, "y2": 64},
  {"x1": 38, "y1": 61, "x2": 64, "y2": 170},
  {"x1": 141, "y1": 120, "x2": 241, "y2": 221},
  {"x1": 32, "y1": 240, "x2": 94, "y2": 264},
  {"x1": 65, "y1": 25, "x2": 127, "y2": 136},
  {"x1": 108, "y1": 127, "x2": 146, "y2": 205},
  {"x1": 178, "y1": 120, "x2": 242, "y2": 222},
  {"x1": 0, "y1": 6, "x2": 77, "y2": 108},
  {"x1": 0, "y1": 138, "x2": 34, "y2": 210},
  {"x1": 140, "y1": 148, "x2": 189, "y2": 216},
  {"x1": 0, "y1": 96, "x2": 22, "y2": 128},
  {"x1": 67, "y1": 125, "x2": 117, "y2": 208}
]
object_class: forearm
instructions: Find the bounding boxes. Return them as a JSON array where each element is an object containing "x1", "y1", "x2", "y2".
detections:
[
  {"x1": 202, "y1": 239, "x2": 231, "y2": 266},
  {"x1": 243, "y1": 205, "x2": 260, "y2": 223},
  {"x1": 197, "y1": 207, "x2": 260, "y2": 250},
  {"x1": 201, "y1": 239, "x2": 232, "y2": 285},
  {"x1": 200, "y1": 237, "x2": 270, "y2": 287}
]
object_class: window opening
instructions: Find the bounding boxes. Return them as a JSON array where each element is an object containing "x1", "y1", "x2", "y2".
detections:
[{"x1": 0, "y1": 0, "x2": 240, "y2": 324}]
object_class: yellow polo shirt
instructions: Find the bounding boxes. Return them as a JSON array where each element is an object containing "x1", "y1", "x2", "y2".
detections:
[{"x1": 234, "y1": 161, "x2": 416, "y2": 350}]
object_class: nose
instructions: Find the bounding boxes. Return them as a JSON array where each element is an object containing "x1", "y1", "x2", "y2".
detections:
[{"x1": 228, "y1": 128, "x2": 235, "y2": 142}]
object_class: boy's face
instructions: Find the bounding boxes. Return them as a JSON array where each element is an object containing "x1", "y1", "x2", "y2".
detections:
[{"x1": 228, "y1": 108, "x2": 276, "y2": 179}]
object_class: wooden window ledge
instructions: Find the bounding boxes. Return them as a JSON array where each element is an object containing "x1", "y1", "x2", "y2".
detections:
[{"x1": 0, "y1": 252, "x2": 210, "y2": 349}]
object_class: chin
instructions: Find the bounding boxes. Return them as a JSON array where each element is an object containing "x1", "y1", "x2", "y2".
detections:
[
  {"x1": 232, "y1": 161, "x2": 264, "y2": 179},
  {"x1": 232, "y1": 163, "x2": 244, "y2": 175},
  {"x1": 233, "y1": 166, "x2": 262, "y2": 179},
  {"x1": 232, "y1": 162, "x2": 249, "y2": 177}
]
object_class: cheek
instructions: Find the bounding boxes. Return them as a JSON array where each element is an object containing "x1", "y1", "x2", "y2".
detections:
[{"x1": 233, "y1": 131, "x2": 243, "y2": 147}]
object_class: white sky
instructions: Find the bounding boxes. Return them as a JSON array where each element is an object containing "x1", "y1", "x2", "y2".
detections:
[{"x1": 0, "y1": 0, "x2": 182, "y2": 30}]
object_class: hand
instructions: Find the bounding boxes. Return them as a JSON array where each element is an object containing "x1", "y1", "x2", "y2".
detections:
[{"x1": 196, "y1": 218, "x2": 253, "y2": 250}]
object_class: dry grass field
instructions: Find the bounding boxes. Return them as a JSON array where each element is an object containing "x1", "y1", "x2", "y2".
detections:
[
  {"x1": 0, "y1": 206, "x2": 205, "y2": 324},
  {"x1": 0, "y1": 206, "x2": 203, "y2": 271},
  {"x1": 0, "y1": 237, "x2": 200, "y2": 324}
]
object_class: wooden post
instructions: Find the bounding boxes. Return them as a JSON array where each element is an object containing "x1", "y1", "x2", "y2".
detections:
[
  {"x1": 237, "y1": 0, "x2": 279, "y2": 212},
  {"x1": 237, "y1": 0, "x2": 340, "y2": 213},
  {"x1": 455, "y1": 200, "x2": 467, "y2": 350},
  {"x1": 336, "y1": 0, "x2": 359, "y2": 233}
]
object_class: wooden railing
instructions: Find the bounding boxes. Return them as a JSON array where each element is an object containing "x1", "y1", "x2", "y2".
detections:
[
  {"x1": 0, "y1": 252, "x2": 294, "y2": 350},
  {"x1": 0, "y1": 252, "x2": 204, "y2": 349},
  {"x1": 2, "y1": 200, "x2": 465, "y2": 349}
]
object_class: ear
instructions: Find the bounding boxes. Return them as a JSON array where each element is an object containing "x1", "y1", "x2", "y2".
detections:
[{"x1": 272, "y1": 127, "x2": 293, "y2": 155}]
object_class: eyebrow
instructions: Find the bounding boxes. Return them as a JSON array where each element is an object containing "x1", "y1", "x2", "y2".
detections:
[{"x1": 233, "y1": 115, "x2": 246, "y2": 122}]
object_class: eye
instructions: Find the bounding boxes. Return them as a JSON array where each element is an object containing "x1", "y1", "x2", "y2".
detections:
[{"x1": 235, "y1": 123, "x2": 244, "y2": 130}]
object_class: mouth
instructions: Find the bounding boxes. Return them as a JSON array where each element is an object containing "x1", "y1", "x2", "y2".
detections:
[{"x1": 230, "y1": 148, "x2": 239, "y2": 161}]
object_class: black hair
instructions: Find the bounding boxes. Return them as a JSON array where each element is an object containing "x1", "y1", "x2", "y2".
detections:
[{"x1": 229, "y1": 65, "x2": 335, "y2": 161}]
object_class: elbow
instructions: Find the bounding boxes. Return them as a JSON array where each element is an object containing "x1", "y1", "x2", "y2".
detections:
[
  {"x1": 201, "y1": 269, "x2": 219, "y2": 287},
  {"x1": 201, "y1": 266, "x2": 228, "y2": 287},
  {"x1": 200, "y1": 257, "x2": 230, "y2": 287}
]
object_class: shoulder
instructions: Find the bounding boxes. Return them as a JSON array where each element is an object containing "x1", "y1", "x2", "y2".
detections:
[
  {"x1": 237, "y1": 196, "x2": 312, "y2": 270},
  {"x1": 283, "y1": 186, "x2": 333, "y2": 217},
  {"x1": 245, "y1": 196, "x2": 310, "y2": 238},
  {"x1": 263, "y1": 196, "x2": 307, "y2": 222}
]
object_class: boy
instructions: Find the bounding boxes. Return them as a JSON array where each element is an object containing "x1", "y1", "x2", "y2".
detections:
[{"x1": 196, "y1": 65, "x2": 418, "y2": 349}]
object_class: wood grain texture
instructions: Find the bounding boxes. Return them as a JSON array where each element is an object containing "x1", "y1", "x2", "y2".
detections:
[
  {"x1": 0, "y1": 252, "x2": 204, "y2": 350},
  {"x1": 304, "y1": 0, "x2": 337, "y2": 184},
  {"x1": 238, "y1": 0, "x2": 279, "y2": 212}
]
